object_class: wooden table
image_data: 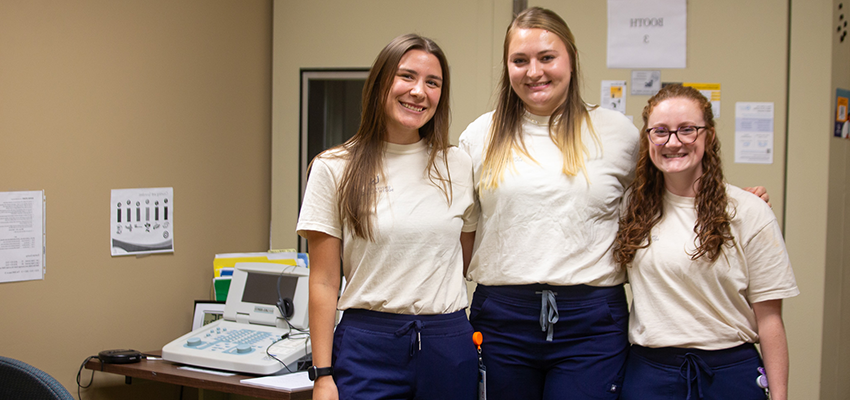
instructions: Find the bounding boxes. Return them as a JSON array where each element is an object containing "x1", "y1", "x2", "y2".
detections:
[{"x1": 84, "y1": 351, "x2": 312, "y2": 400}]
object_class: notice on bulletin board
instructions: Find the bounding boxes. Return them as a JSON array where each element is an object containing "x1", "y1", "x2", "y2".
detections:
[
  {"x1": 111, "y1": 187, "x2": 174, "y2": 256},
  {"x1": 0, "y1": 190, "x2": 45, "y2": 283},
  {"x1": 734, "y1": 102, "x2": 774, "y2": 164},
  {"x1": 835, "y1": 88, "x2": 850, "y2": 138}
]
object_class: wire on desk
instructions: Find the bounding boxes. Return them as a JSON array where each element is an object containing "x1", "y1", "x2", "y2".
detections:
[
  {"x1": 265, "y1": 326, "x2": 312, "y2": 373},
  {"x1": 76, "y1": 355, "x2": 99, "y2": 400}
]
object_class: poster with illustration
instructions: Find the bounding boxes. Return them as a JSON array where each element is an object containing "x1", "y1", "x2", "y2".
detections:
[{"x1": 835, "y1": 88, "x2": 850, "y2": 139}]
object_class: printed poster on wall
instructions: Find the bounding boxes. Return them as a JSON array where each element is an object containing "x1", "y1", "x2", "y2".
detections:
[
  {"x1": 835, "y1": 88, "x2": 850, "y2": 138},
  {"x1": 601, "y1": 80, "x2": 628, "y2": 114},
  {"x1": 631, "y1": 70, "x2": 662, "y2": 96},
  {"x1": 734, "y1": 102, "x2": 774, "y2": 164},
  {"x1": 110, "y1": 187, "x2": 174, "y2": 256},
  {"x1": 0, "y1": 190, "x2": 45, "y2": 283},
  {"x1": 607, "y1": 0, "x2": 686, "y2": 68}
]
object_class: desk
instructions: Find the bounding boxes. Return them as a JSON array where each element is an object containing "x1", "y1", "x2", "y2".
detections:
[{"x1": 84, "y1": 351, "x2": 312, "y2": 400}]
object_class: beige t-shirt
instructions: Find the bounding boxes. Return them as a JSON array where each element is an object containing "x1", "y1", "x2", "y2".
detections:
[
  {"x1": 296, "y1": 140, "x2": 478, "y2": 315},
  {"x1": 627, "y1": 185, "x2": 799, "y2": 350},
  {"x1": 458, "y1": 107, "x2": 639, "y2": 286}
]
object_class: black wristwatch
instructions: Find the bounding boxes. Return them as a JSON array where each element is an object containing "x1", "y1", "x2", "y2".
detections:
[{"x1": 308, "y1": 366, "x2": 334, "y2": 381}]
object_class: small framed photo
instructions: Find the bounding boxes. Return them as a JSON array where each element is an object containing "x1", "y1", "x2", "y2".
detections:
[{"x1": 192, "y1": 300, "x2": 225, "y2": 331}]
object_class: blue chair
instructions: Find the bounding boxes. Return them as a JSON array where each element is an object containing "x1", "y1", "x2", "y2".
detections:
[{"x1": 0, "y1": 356, "x2": 74, "y2": 400}]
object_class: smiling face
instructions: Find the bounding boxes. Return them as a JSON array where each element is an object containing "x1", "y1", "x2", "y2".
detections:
[
  {"x1": 383, "y1": 49, "x2": 443, "y2": 144},
  {"x1": 646, "y1": 97, "x2": 711, "y2": 194},
  {"x1": 506, "y1": 28, "x2": 572, "y2": 116}
]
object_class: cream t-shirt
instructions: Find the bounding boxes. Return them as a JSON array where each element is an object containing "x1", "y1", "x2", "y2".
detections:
[
  {"x1": 627, "y1": 185, "x2": 799, "y2": 349},
  {"x1": 458, "y1": 107, "x2": 639, "y2": 286},
  {"x1": 296, "y1": 141, "x2": 478, "y2": 315}
]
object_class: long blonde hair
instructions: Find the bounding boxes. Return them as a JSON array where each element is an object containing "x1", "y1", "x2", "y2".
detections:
[
  {"x1": 312, "y1": 34, "x2": 453, "y2": 241},
  {"x1": 481, "y1": 7, "x2": 600, "y2": 189}
]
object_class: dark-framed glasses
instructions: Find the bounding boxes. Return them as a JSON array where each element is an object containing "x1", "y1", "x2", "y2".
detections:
[{"x1": 646, "y1": 126, "x2": 707, "y2": 146}]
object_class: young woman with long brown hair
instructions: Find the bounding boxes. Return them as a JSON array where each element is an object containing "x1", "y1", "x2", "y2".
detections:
[
  {"x1": 614, "y1": 84, "x2": 798, "y2": 400},
  {"x1": 298, "y1": 34, "x2": 478, "y2": 400}
]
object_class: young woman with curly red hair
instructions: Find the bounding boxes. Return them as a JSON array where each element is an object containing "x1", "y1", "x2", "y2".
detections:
[{"x1": 614, "y1": 85, "x2": 799, "y2": 400}]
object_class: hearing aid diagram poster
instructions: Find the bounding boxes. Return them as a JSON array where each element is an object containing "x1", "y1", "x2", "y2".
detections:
[
  {"x1": 607, "y1": 0, "x2": 687, "y2": 68},
  {"x1": 110, "y1": 187, "x2": 174, "y2": 256},
  {"x1": 0, "y1": 191, "x2": 45, "y2": 283},
  {"x1": 734, "y1": 102, "x2": 774, "y2": 164}
]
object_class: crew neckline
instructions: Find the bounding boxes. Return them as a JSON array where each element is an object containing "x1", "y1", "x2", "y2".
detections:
[
  {"x1": 664, "y1": 189, "x2": 696, "y2": 208},
  {"x1": 522, "y1": 111, "x2": 550, "y2": 126},
  {"x1": 385, "y1": 139, "x2": 426, "y2": 154}
]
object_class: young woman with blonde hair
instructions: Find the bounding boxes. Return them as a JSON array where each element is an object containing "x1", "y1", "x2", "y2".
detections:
[{"x1": 459, "y1": 7, "x2": 639, "y2": 399}]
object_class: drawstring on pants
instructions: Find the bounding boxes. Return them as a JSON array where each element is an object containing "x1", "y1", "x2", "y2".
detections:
[
  {"x1": 679, "y1": 353, "x2": 715, "y2": 400},
  {"x1": 537, "y1": 290, "x2": 559, "y2": 342},
  {"x1": 394, "y1": 320, "x2": 423, "y2": 356}
]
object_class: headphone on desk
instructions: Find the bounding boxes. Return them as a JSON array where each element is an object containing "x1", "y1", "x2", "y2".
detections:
[{"x1": 276, "y1": 274, "x2": 294, "y2": 320}]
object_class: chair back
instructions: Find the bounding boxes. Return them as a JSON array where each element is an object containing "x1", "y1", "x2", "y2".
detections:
[{"x1": 0, "y1": 356, "x2": 74, "y2": 400}]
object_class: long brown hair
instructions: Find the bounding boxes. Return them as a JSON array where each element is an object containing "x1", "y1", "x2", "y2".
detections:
[
  {"x1": 614, "y1": 84, "x2": 734, "y2": 266},
  {"x1": 481, "y1": 7, "x2": 600, "y2": 189},
  {"x1": 314, "y1": 34, "x2": 453, "y2": 241}
]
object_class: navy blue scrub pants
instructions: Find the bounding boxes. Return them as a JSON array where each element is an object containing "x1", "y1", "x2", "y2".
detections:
[
  {"x1": 469, "y1": 284, "x2": 629, "y2": 400},
  {"x1": 332, "y1": 309, "x2": 478, "y2": 400},
  {"x1": 621, "y1": 343, "x2": 767, "y2": 400}
]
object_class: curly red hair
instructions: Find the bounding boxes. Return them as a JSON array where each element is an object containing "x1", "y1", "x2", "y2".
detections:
[{"x1": 613, "y1": 85, "x2": 734, "y2": 267}]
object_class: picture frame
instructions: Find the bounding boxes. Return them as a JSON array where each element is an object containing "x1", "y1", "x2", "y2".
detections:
[{"x1": 192, "y1": 300, "x2": 225, "y2": 331}]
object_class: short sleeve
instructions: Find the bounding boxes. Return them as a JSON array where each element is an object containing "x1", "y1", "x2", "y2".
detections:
[
  {"x1": 461, "y1": 190, "x2": 479, "y2": 232},
  {"x1": 296, "y1": 158, "x2": 343, "y2": 239},
  {"x1": 744, "y1": 218, "x2": 799, "y2": 303}
]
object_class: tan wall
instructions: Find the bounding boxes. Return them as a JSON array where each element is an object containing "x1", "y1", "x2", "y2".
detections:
[
  {"x1": 822, "y1": 0, "x2": 850, "y2": 397},
  {"x1": 0, "y1": 1, "x2": 272, "y2": 398},
  {"x1": 786, "y1": 0, "x2": 850, "y2": 398}
]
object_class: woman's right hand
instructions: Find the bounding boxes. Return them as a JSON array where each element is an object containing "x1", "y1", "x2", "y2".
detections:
[{"x1": 312, "y1": 376, "x2": 339, "y2": 400}]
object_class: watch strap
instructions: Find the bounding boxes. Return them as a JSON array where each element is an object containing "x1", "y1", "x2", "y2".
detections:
[{"x1": 308, "y1": 366, "x2": 334, "y2": 381}]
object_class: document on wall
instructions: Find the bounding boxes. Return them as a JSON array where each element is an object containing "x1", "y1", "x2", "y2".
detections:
[
  {"x1": 607, "y1": 0, "x2": 686, "y2": 68},
  {"x1": 601, "y1": 80, "x2": 627, "y2": 114},
  {"x1": 111, "y1": 187, "x2": 174, "y2": 256},
  {"x1": 0, "y1": 190, "x2": 46, "y2": 283},
  {"x1": 631, "y1": 70, "x2": 661, "y2": 96},
  {"x1": 734, "y1": 102, "x2": 774, "y2": 164}
]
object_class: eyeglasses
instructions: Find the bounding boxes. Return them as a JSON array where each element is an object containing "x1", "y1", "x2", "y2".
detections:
[{"x1": 645, "y1": 126, "x2": 707, "y2": 146}]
